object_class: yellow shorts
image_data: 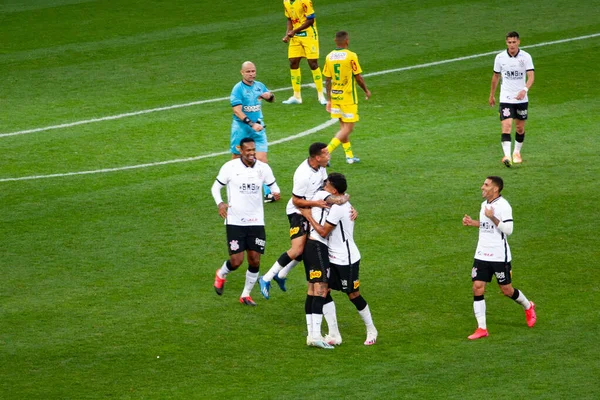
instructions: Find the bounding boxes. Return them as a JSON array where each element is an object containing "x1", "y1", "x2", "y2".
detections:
[
  {"x1": 330, "y1": 103, "x2": 359, "y2": 123},
  {"x1": 288, "y1": 35, "x2": 319, "y2": 59}
]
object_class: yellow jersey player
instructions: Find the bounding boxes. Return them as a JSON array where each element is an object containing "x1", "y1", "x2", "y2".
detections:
[
  {"x1": 322, "y1": 31, "x2": 371, "y2": 164},
  {"x1": 282, "y1": 0, "x2": 327, "y2": 105}
]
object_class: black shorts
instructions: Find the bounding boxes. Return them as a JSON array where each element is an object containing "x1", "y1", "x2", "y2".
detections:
[
  {"x1": 303, "y1": 239, "x2": 329, "y2": 283},
  {"x1": 471, "y1": 259, "x2": 512, "y2": 285},
  {"x1": 329, "y1": 260, "x2": 361, "y2": 294},
  {"x1": 225, "y1": 225, "x2": 266, "y2": 255},
  {"x1": 499, "y1": 102, "x2": 528, "y2": 121},
  {"x1": 287, "y1": 212, "x2": 309, "y2": 240}
]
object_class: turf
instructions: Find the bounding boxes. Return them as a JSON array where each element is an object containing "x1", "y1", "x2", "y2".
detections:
[{"x1": 1, "y1": 1, "x2": 599, "y2": 398}]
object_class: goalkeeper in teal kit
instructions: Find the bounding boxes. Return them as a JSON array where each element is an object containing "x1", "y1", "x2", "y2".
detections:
[{"x1": 230, "y1": 61, "x2": 277, "y2": 202}]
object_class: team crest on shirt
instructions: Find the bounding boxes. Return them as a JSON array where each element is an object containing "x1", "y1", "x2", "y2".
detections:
[
  {"x1": 229, "y1": 240, "x2": 239, "y2": 251},
  {"x1": 502, "y1": 108, "x2": 511, "y2": 117},
  {"x1": 519, "y1": 59, "x2": 526, "y2": 68},
  {"x1": 471, "y1": 267, "x2": 478, "y2": 279}
]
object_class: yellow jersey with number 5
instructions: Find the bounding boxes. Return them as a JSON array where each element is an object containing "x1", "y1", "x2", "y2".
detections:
[{"x1": 322, "y1": 48, "x2": 363, "y2": 105}]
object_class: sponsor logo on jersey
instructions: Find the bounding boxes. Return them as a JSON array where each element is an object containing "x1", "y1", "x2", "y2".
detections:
[
  {"x1": 229, "y1": 240, "x2": 240, "y2": 251},
  {"x1": 329, "y1": 52, "x2": 348, "y2": 61},
  {"x1": 255, "y1": 238, "x2": 266, "y2": 247},
  {"x1": 517, "y1": 109, "x2": 528, "y2": 116},
  {"x1": 243, "y1": 105, "x2": 261, "y2": 113},
  {"x1": 309, "y1": 270, "x2": 322, "y2": 279},
  {"x1": 290, "y1": 226, "x2": 300, "y2": 237},
  {"x1": 239, "y1": 182, "x2": 260, "y2": 194},
  {"x1": 353, "y1": 280, "x2": 360, "y2": 289},
  {"x1": 495, "y1": 271, "x2": 506, "y2": 281},
  {"x1": 503, "y1": 70, "x2": 524, "y2": 80}
]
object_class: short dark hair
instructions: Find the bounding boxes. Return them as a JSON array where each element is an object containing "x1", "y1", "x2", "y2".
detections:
[
  {"x1": 240, "y1": 137, "x2": 255, "y2": 149},
  {"x1": 487, "y1": 176, "x2": 504, "y2": 192},
  {"x1": 309, "y1": 142, "x2": 328, "y2": 158},
  {"x1": 335, "y1": 31, "x2": 349, "y2": 41},
  {"x1": 327, "y1": 172, "x2": 347, "y2": 194},
  {"x1": 506, "y1": 31, "x2": 520, "y2": 39}
]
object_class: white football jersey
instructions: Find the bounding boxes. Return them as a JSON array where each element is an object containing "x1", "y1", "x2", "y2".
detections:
[
  {"x1": 493, "y1": 49, "x2": 534, "y2": 104},
  {"x1": 215, "y1": 158, "x2": 276, "y2": 226},
  {"x1": 285, "y1": 159, "x2": 327, "y2": 215},
  {"x1": 307, "y1": 190, "x2": 331, "y2": 244},
  {"x1": 475, "y1": 196, "x2": 513, "y2": 262},
  {"x1": 326, "y1": 201, "x2": 361, "y2": 265}
]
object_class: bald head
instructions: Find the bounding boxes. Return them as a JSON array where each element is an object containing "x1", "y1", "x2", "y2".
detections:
[
  {"x1": 241, "y1": 61, "x2": 255, "y2": 70},
  {"x1": 240, "y1": 61, "x2": 257, "y2": 84}
]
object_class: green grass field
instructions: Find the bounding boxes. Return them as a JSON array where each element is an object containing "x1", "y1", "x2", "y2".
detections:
[{"x1": 1, "y1": 0, "x2": 599, "y2": 398}]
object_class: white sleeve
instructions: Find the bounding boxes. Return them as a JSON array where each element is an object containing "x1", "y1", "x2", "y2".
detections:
[
  {"x1": 526, "y1": 53, "x2": 534, "y2": 70},
  {"x1": 497, "y1": 200, "x2": 513, "y2": 235},
  {"x1": 497, "y1": 221, "x2": 513, "y2": 236},
  {"x1": 493, "y1": 54, "x2": 502, "y2": 73},
  {"x1": 212, "y1": 163, "x2": 229, "y2": 205},
  {"x1": 325, "y1": 204, "x2": 343, "y2": 226},
  {"x1": 211, "y1": 180, "x2": 225, "y2": 205},
  {"x1": 291, "y1": 168, "x2": 309, "y2": 198}
]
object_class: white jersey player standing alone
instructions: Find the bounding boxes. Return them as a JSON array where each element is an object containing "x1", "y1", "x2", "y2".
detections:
[
  {"x1": 211, "y1": 137, "x2": 280, "y2": 306},
  {"x1": 462, "y1": 176, "x2": 537, "y2": 340},
  {"x1": 489, "y1": 31, "x2": 535, "y2": 167}
]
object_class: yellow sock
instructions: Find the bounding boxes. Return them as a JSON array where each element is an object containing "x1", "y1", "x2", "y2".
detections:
[
  {"x1": 342, "y1": 142, "x2": 354, "y2": 158},
  {"x1": 312, "y1": 67, "x2": 324, "y2": 97},
  {"x1": 327, "y1": 137, "x2": 341, "y2": 154},
  {"x1": 291, "y1": 69, "x2": 301, "y2": 98}
]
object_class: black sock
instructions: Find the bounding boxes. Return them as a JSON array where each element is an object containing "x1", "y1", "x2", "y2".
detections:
[
  {"x1": 305, "y1": 295, "x2": 314, "y2": 314},
  {"x1": 312, "y1": 295, "x2": 326, "y2": 314},
  {"x1": 278, "y1": 252, "x2": 293, "y2": 267},
  {"x1": 350, "y1": 295, "x2": 368, "y2": 311}
]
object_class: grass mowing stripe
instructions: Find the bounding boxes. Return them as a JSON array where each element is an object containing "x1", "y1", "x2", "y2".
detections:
[
  {"x1": 0, "y1": 119, "x2": 337, "y2": 182},
  {"x1": 1, "y1": 32, "x2": 598, "y2": 139}
]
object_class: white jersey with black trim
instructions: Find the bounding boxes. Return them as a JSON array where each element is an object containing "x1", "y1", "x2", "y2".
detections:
[
  {"x1": 285, "y1": 159, "x2": 327, "y2": 215},
  {"x1": 493, "y1": 49, "x2": 534, "y2": 104},
  {"x1": 475, "y1": 196, "x2": 513, "y2": 262},
  {"x1": 307, "y1": 190, "x2": 331, "y2": 244},
  {"x1": 326, "y1": 201, "x2": 361, "y2": 265},
  {"x1": 215, "y1": 158, "x2": 276, "y2": 226}
]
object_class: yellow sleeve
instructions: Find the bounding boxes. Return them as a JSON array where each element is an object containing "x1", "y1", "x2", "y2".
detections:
[
  {"x1": 351, "y1": 52, "x2": 363, "y2": 75},
  {"x1": 303, "y1": 0, "x2": 316, "y2": 16}
]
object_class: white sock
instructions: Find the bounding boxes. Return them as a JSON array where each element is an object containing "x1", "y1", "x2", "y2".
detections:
[
  {"x1": 502, "y1": 140, "x2": 512, "y2": 158},
  {"x1": 474, "y1": 300, "x2": 487, "y2": 329},
  {"x1": 278, "y1": 259, "x2": 300, "y2": 279},
  {"x1": 514, "y1": 290, "x2": 531, "y2": 310},
  {"x1": 323, "y1": 301, "x2": 341, "y2": 337},
  {"x1": 358, "y1": 304, "x2": 376, "y2": 331},
  {"x1": 514, "y1": 141, "x2": 523, "y2": 154},
  {"x1": 311, "y1": 313, "x2": 323, "y2": 340},
  {"x1": 218, "y1": 261, "x2": 232, "y2": 278},
  {"x1": 305, "y1": 314, "x2": 313, "y2": 339},
  {"x1": 241, "y1": 270, "x2": 258, "y2": 298},
  {"x1": 262, "y1": 261, "x2": 283, "y2": 282}
]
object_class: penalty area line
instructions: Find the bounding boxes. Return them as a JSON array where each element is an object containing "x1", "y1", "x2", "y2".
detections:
[{"x1": 0, "y1": 119, "x2": 338, "y2": 182}]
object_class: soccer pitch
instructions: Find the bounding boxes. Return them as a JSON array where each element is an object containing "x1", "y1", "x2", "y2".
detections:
[{"x1": 1, "y1": 1, "x2": 599, "y2": 398}]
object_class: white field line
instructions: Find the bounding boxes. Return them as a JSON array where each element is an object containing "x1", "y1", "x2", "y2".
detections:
[
  {"x1": 2, "y1": 33, "x2": 598, "y2": 140},
  {"x1": 1, "y1": 33, "x2": 598, "y2": 183},
  {"x1": 0, "y1": 119, "x2": 337, "y2": 182}
]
